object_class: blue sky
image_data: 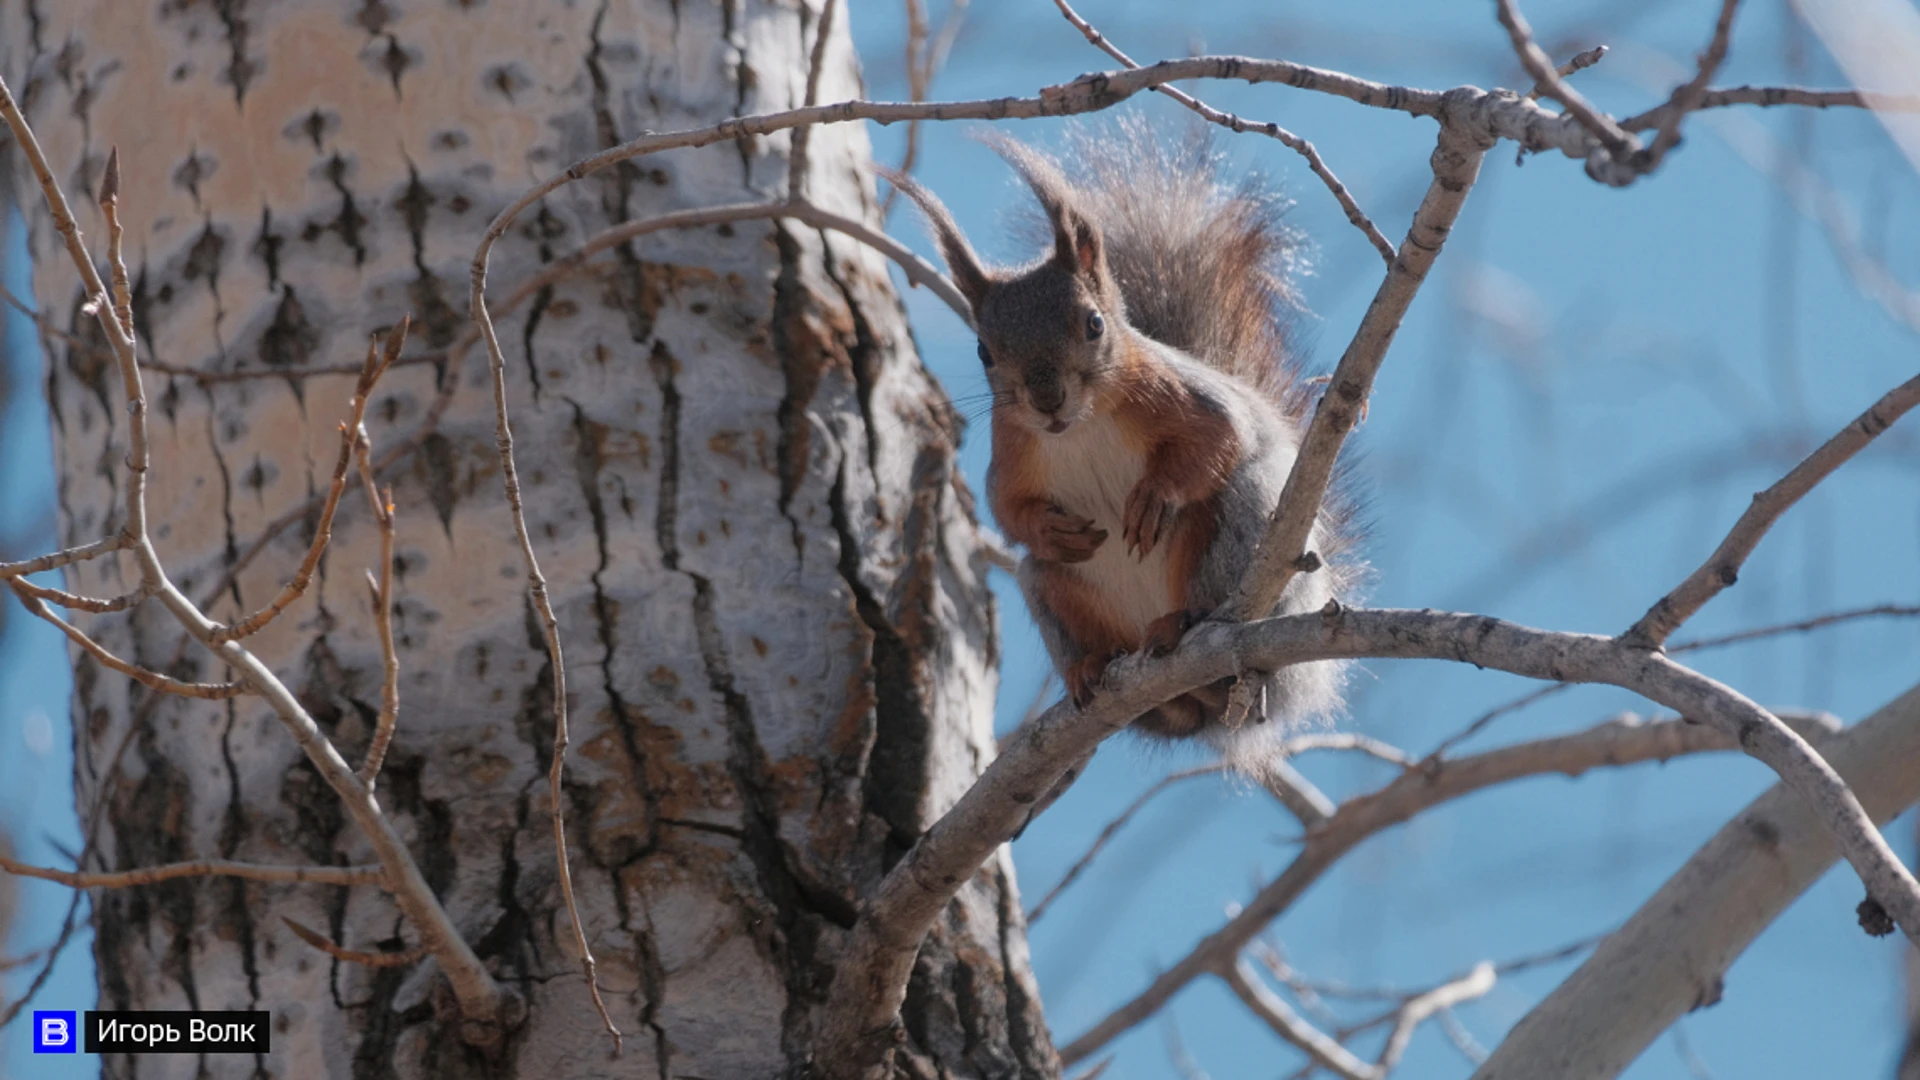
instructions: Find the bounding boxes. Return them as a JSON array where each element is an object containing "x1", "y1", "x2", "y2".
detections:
[{"x1": 6, "y1": 2, "x2": 1919, "y2": 1077}]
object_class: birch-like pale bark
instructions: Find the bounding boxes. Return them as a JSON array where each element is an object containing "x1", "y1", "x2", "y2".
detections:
[
  {"x1": 1474, "y1": 683, "x2": 1920, "y2": 1080},
  {"x1": 0, "y1": 2, "x2": 1050, "y2": 1077}
]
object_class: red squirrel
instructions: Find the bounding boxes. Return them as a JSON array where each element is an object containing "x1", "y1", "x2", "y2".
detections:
[{"x1": 892, "y1": 123, "x2": 1361, "y2": 756}]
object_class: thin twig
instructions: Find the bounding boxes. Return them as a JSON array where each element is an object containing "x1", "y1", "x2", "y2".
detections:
[
  {"x1": 468, "y1": 147, "x2": 621, "y2": 1063},
  {"x1": 6, "y1": 576, "x2": 152, "y2": 613},
  {"x1": 1425, "y1": 682, "x2": 1575, "y2": 761},
  {"x1": 787, "y1": 0, "x2": 840, "y2": 203},
  {"x1": 0, "y1": 533, "x2": 129, "y2": 579},
  {"x1": 880, "y1": 0, "x2": 971, "y2": 218},
  {"x1": 1495, "y1": 0, "x2": 1638, "y2": 161},
  {"x1": 1058, "y1": 702, "x2": 1849, "y2": 1064},
  {"x1": 1672, "y1": 603, "x2": 1920, "y2": 652},
  {"x1": 1625, "y1": 370, "x2": 1920, "y2": 648},
  {"x1": 1376, "y1": 962, "x2": 1496, "y2": 1073},
  {"x1": 1622, "y1": 84, "x2": 1920, "y2": 130},
  {"x1": 1223, "y1": 956, "x2": 1378, "y2": 1080},
  {"x1": 356, "y1": 470, "x2": 400, "y2": 788},
  {"x1": 1280, "y1": 732, "x2": 1417, "y2": 770},
  {"x1": 0, "y1": 852, "x2": 384, "y2": 889},
  {"x1": 216, "y1": 320, "x2": 407, "y2": 643},
  {"x1": 0, "y1": 889, "x2": 83, "y2": 1028},
  {"x1": 1051, "y1": 0, "x2": 1396, "y2": 265},
  {"x1": 1527, "y1": 46, "x2": 1608, "y2": 100},
  {"x1": 0, "y1": 947, "x2": 50, "y2": 974},
  {"x1": 1027, "y1": 766, "x2": 1223, "y2": 923},
  {"x1": 1644, "y1": 0, "x2": 1744, "y2": 167},
  {"x1": 282, "y1": 918, "x2": 430, "y2": 969},
  {"x1": 8, "y1": 581, "x2": 248, "y2": 698}
]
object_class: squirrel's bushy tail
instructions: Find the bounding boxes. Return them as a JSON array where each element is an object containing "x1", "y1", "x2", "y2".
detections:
[{"x1": 1019, "y1": 116, "x2": 1314, "y2": 418}]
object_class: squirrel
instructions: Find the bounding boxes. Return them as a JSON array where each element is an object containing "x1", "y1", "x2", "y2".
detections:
[{"x1": 889, "y1": 120, "x2": 1361, "y2": 762}]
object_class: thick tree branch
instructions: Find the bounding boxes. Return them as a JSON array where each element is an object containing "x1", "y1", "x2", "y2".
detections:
[
  {"x1": 1473, "y1": 683, "x2": 1920, "y2": 1079},
  {"x1": 1223, "y1": 119, "x2": 1490, "y2": 622}
]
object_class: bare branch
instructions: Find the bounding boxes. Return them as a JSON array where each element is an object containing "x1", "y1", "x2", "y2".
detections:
[
  {"x1": 283, "y1": 918, "x2": 430, "y2": 969},
  {"x1": 787, "y1": 0, "x2": 840, "y2": 203},
  {"x1": 1495, "y1": 0, "x2": 1638, "y2": 159},
  {"x1": 216, "y1": 320, "x2": 407, "y2": 643},
  {"x1": 467, "y1": 165, "x2": 621, "y2": 1061},
  {"x1": 0, "y1": 889, "x2": 83, "y2": 1028},
  {"x1": 1472, "y1": 684, "x2": 1920, "y2": 1078},
  {"x1": 1051, "y1": 0, "x2": 1397, "y2": 264},
  {"x1": 8, "y1": 581, "x2": 247, "y2": 699},
  {"x1": 1058, "y1": 702, "x2": 1844, "y2": 1064},
  {"x1": 0, "y1": 534, "x2": 129, "y2": 579},
  {"x1": 1377, "y1": 962, "x2": 1495, "y2": 1073},
  {"x1": 1643, "y1": 0, "x2": 1744, "y2": 167},
  {"x1": 1625, "y1": 370, "x2": 1920, "y2": 648},
  {"x1": 1253, "y1": 756, "x2": 1338, "y2": 829},
  {"x1": 1280, "y1": 732, "x2": 1417, "y2": 770},
  {"x1": 1622, "y1": 83, "x2": 1920, "y2": 129},
  {"x1": 0, "y1": 852, "x2": 384, "y2": 889},
  {"x1": 1223, "y1": 125, "x2": 1490, "y2": 622},
  {"x1": 1526, "y1": 46, "x2": 1608, "y2": 100},
  {"x1": 880, "y1": 0, "x2": 972, "y2": 218},
  {"x1": 6, "y1": 577, "x2": 152, "y2": 613},
  {"x1": 356, "y1": 474, "x2": 400, "y2": 788},
  {"x1": 1027, "y1": 766, "x2": 1223, "y2": 924},
  {"x1": 1425, "y1": 682, "x2": 1575, "y2": 760},
  {"x1": 1672, "y1": 603, "x2": 1920, "y2": 652},
  {"x1": 1224, "y1": 956, "x2": 1378, "y2": 1080}
]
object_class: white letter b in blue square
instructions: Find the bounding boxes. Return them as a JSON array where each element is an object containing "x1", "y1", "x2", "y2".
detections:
[{"x1": 33, "y1": 1010, "x2": 77, "y2": 1053}]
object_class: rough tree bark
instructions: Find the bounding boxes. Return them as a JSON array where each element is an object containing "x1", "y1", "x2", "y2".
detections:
[{"x1": 1, "y1": 1, "x2": 1052, "y2": 1076}]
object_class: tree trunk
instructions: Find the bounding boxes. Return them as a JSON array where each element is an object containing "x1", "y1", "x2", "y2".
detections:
[{"x1": 2, "y1": 1, "x2": 1053, "y2": 1076}]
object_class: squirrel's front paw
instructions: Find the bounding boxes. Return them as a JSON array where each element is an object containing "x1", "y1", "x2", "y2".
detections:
[
  {"x1": 1064, "y1": 652, "x2": 1121, "y2": 708},
  {"x1": 1123, "y1": 481, "x2": 1181, "y2": 557},
  {"x1": 1035, "y1": 506, "x2": 1108, "y2": 564}
]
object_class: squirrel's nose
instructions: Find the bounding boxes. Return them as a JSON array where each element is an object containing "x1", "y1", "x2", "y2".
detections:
[{"x1": 1027, "y1": 381, "x2": 1065, "y2": 415}]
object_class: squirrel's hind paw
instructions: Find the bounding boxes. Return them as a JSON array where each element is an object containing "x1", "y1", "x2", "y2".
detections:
[
  {"x1": 1141, "y1": 608, "x2": 1206, "y2": 657},
  {"x1": 1064, "y1": 651, "x2": 1123, "y2": 708}
]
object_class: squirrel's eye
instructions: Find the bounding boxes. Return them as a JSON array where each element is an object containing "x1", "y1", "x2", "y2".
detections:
[
  {"x1": 976, "y1": 341, "x2": 994, "y2": 367},
  {"x1": 1086, "y1": 311, "x2": 1105, "y2": 340}
]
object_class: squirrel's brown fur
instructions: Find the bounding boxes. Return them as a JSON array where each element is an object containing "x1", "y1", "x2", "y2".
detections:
[{"x1": 890, "y1": 120, "x2": 1362, "y2": 753}]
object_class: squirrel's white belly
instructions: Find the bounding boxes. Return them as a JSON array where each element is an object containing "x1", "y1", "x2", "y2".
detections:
[{"x1": 1040, "y1": 415, "x2": 1175, "y2": 638}]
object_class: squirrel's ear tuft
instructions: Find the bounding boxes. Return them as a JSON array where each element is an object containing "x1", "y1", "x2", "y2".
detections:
[
  {"x1": 1054, "y1": 205, "x2": 1103, "y2": 280},
  {"x1": 978, "y1": 132, "x2": 1108, "y2": 284},
  {"x1": 877, "y1": 166, "x2": 993, "y2": 314}
]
